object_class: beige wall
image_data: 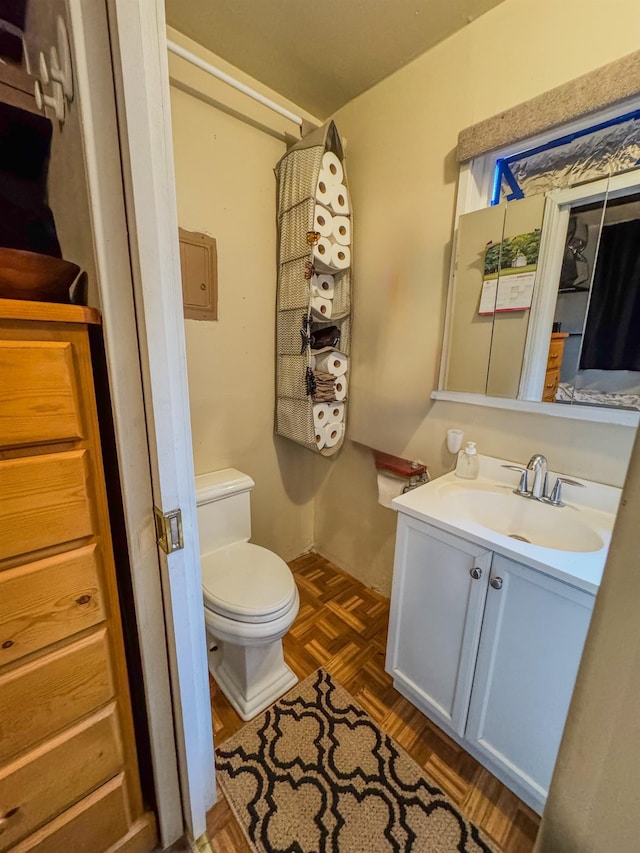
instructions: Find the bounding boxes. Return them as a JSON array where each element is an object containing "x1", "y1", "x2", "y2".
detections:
[
  {"x1": 168, "y1": 29, "x2": 320, "y2": 561},
  {"x1": 535, "y1": 427, "x2": 640, "y2": 853},
  {"x1": 24, "y1": 1, "x2": 99, "y2": 306},
  {"x1": 315, "y1": 0, "x2": 640, "y2": 594}
]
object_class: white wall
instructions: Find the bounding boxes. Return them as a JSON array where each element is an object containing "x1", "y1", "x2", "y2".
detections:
[
  {"x1": 168, "y1": 29, "x2": 320, "y2": 560},
  {"x1": 314, "y1": 0, "x2": 640, "y2": 593}
]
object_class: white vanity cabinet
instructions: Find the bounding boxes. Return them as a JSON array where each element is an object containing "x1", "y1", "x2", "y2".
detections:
[
  {"x1": 386, "y1": 513, "x2": 595, "y2": 813},
  {"x1": 386, "y1": 517, "x2": 493, "y2": 735}
]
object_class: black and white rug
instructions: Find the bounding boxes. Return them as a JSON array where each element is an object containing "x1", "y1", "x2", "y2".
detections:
[{"x1": 216, "y1": 668, "x2": 499, "y2": 852}]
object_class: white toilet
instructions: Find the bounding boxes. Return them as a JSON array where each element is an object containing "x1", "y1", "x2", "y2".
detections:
[{"x1": 195, "y1": 468, "x2": 299, "y2": 720}]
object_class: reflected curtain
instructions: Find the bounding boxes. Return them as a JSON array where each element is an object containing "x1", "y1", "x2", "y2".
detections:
[{"x1": 580, "y1": 219, "x2": 640, "y2": 371}]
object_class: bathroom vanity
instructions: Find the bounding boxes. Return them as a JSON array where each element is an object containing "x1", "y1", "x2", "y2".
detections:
[{"x1": 386, "y1": 455, "x2": 619, "y2": 814}]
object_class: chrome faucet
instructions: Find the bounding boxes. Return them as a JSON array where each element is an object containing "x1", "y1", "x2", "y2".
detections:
[
  {"x1": 502, "y1": 454, "x2": 586, "y2": 506},
  {"x1": 527, "y1": 454, "x2": 548, "y2": 499}
]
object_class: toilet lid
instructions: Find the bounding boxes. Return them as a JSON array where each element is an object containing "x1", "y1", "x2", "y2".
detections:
[{"x1": 201, "y1": 543, "x2": 297, "y2": 623}]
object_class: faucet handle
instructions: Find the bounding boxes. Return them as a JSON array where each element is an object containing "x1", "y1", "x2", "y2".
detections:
[
  {"x1": 547, "y1": 476, "x2": 585, "y2": 507},
  {"x1": 501, "y1": 464, "x2": 529, "y2": 496}
]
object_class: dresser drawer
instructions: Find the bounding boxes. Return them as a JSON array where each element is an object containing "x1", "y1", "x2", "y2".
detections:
[
  {"x1": 0, "y1": 628, "x2": 114, "y2": 764},
  {"x1": 542, "y1": 368, "x2": 560, "y2": 402},
  {"x1": 0, "y1": 545, "x2": 106, "y2": 666},
  {"x1": 547, "y1": 339, "x2": 564, "y2": 368},
  {"x1": 0, "y1": 704, "x2": 123, "y2": 852},
  {"x1": 0, "y1": 341, "x2": 82, "y2": 450},
  {"x1": 0, "y1": 450, "x2": 94, "y2": 562},
  {"x1": 9, "y1": 772, "x2": 130, "y2": 853}
]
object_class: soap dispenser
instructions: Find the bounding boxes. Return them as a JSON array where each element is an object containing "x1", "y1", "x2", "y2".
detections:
[{"x1": 456, "y1": 441, "x2": 479, "y2": 480}]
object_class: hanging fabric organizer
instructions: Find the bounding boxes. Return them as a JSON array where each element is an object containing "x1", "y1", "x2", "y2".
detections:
[{"x1": 274, "y1": 121, "x2": 352, "y2": 456}]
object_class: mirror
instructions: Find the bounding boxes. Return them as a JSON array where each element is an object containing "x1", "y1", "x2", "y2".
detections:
[{"x1": 441, "y1": 169, "x2": 640, "y2": 415}]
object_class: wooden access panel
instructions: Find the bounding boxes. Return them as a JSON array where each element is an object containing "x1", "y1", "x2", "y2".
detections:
[{"x1": 179, "y1": 227, "x2": 218, "y2": 320}]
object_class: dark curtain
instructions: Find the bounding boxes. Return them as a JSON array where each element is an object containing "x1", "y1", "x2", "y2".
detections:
[
  {"x1": 0, "y1": 100, "x2": 61, "y2": 256},
  {"x1": 580, "y1": 219, "x2": 640, "y2": 371}
]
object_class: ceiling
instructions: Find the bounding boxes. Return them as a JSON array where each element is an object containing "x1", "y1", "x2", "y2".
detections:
[{"x1": 164, "y1": 0, "x2": 507, "y2": 119}]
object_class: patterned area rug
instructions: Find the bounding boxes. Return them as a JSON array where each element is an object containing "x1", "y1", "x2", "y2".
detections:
[{"x1": 216, "y1": 669, "x2": 499, "y2": 852}]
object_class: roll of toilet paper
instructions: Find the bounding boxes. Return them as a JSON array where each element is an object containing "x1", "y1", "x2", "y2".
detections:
[
  {"x1": 323, "y1": 421, "x2": 344, "y2": 449},
  {"x1": 331, "y1": 243, "x2": 351, "y2": 270},
  {"x1": 314, "y1": 351, "x2": 348, "y2": 377},
  {"x1": 377, "y1": 471, "x2": 406, "y2": 510},
  {"x1": 315, "y1": 170, "x2": 334, "y2": 206},
  {"x1": 332, "y1": 215, "x2": 351, "y2": 246},
  {"x1": 322, "y1": 151, "x2": 344, "y2": 184},
  {"x1": 334, "y1": 374, "x2": 348, "y2": 401},
  {"x1": 311, "y1": 273, "x2": 335, "y2": 298},
  {"x1": 311, "y1": 295, "x2": 332, "y2": 319},
  {"x1": 315, "y1": 428, "x2": 326, "y2": 450},
  {"x1": 329, "y1": 183, "x2": 350, "y2": 215},
  {"x1": 313, "y1": 236, "x2": 336, "y2": 271},
  {"x1": 328, "y1": 402, "x2": 345, "y2": 423},
  {"x1": 313, "y1": 204, "x2": 333, "y2": 238},
  {"x1": 313, "y1": 402, "x2": 332, "y2": 429}
]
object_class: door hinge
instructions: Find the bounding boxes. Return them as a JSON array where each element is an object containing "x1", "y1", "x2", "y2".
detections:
[{"x1": 154, "y1": 506, "x2": 184, "y2": 554}]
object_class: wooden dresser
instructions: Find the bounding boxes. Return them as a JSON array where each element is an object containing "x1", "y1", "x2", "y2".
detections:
[
  {"x1": 0, "y1": 300, "x2": 156, "y2": 853},
  {"x1": 542, "y1": 332, "x2": 568, "y2": 403}
]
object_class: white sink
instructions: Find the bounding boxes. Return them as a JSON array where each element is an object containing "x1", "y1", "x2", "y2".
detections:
[
  {"x1": 391, "y1": 454, "x2": 621, "y2": 594},
  {"x1": 436, "y1": 482, "x2": 604, "y2": 553}
]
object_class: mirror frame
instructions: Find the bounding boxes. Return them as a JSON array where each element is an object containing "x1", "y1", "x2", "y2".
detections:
[{"x1": 434, "y1": 169, "x2": 640, "y2": 429}]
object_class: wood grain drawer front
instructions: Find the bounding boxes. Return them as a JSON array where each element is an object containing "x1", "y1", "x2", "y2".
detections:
[
  {"x1": 0, "y1": 451, "x2": 94, "y2": 562},
  {"x1": 0, "y1": 545, "x2": 106, "y2": 666},
  {"x1": 0, "y1": 341, "x2": 82, "y2": 450},
  {"x1": 0, "y1": 628, "x2": 114, "y2": 764},
  {"x1": 547, "y1": 339, "x2": 564, "y2": 367},
  {"x1": 9, "y1": 772, "x2": 130, "y2": 853},
  {"x1": 0, "y1": 703, "x2": 123, "y2": 851},
  {"x1": 542, "y1": 368, "x2": 560, "y2": 402}
]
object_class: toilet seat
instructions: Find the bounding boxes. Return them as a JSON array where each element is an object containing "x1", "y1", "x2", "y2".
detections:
[{"x1": 201, "y1": 542, "x2": 297, "y2": 623}]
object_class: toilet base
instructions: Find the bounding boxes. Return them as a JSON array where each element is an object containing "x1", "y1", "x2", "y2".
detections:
[{"x1": 207, "y1": 631, "x2": 297, "y2": 721}]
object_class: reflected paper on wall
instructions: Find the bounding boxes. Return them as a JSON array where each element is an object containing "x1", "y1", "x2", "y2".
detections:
[{"x1": 479, "y1": 230, "x2": 541, "y2": 315}]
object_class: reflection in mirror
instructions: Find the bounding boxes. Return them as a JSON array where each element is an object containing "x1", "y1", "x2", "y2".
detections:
[
  {"x1": 440, "y1": 168, "x2": 640, "y2": 419},
  {"x1": 555, "y1": 193, "x2": 640, "y2": 410}
]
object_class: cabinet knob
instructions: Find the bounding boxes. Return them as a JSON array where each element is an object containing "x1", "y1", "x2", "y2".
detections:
[
  {"x1": 469, "y1": 567, "x2": 482, "y2": 580},
  {"x1": 1, "y1": 640, "x2": 13, "y2": 650},
  {"x1": 76, "y1": 594, "x2": 92, "y2": 606},
  {"x1": 490, "y1": 576, "x2": 503, "y2": 590}
]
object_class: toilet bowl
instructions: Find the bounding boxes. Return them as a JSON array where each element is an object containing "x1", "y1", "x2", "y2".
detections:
[{"x1": 196, "y1": 469, "x2": 299, "y2": 720}]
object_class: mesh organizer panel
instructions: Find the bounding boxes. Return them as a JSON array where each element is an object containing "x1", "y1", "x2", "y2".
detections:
[
  {"x1": 274, "y1": 121, "x2": 352, "y2": 457},
  {"x1": 276, "y1": 310, "x2": 352, "y2": 358}
]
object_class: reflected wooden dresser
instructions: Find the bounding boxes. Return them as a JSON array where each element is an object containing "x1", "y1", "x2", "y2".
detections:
[
  {"x1": 0, "y1": 300, "x2": 156, "y2": 853},
  {"x1": 542, "y1": 332, "x2": 568, "y2": 402}
]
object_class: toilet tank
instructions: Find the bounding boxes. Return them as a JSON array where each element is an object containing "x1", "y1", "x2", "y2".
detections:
[{"x1": 195, "y1": 468, "x2": 254, "y2": 555}]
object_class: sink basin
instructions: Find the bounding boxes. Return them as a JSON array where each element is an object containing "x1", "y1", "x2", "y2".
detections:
[{"x1": 437, "y1": 483, "x2": 604, "y2": 553}]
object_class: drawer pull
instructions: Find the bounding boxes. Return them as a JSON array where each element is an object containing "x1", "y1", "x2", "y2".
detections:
[
  {"x1": 1, "y1": 640, "x2": 13, "y2": 649},
  {"x1": 2, "y1": 807, "x2": 19, "y2": 818},
  {"x1": 549, "y1": 352, "x2": 559, "y2": 359},
  {"x1": 76, "y1": 594, "x2": 92, "y2": 605}
]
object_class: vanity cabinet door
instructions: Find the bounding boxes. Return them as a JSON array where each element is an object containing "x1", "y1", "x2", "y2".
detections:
[
  {"x1": 465, "y1": 554, "x2": 594, "y2": 812},
  {"x1": 386, "y1": 516, "x2": 492, "y2": 735}
]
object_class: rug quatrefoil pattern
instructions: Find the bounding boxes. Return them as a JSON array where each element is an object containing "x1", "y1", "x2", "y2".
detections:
[{"x1": 216, "y1": 669, "x2": 499, "y2": 853}]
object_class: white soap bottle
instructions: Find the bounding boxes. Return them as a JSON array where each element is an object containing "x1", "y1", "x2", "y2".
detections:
[{"x1": 455, "y1": 441, "x2": 479, "y2": 480}]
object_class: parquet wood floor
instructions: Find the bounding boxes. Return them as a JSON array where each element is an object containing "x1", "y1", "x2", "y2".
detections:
[{"x1": 206, "y1": 552, "x2": 540, "y2": 853}]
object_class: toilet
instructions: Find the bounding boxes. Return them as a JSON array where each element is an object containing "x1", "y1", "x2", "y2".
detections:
[{"x1": 195, "y1": 468, "x2": 299, "y2": 721}]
